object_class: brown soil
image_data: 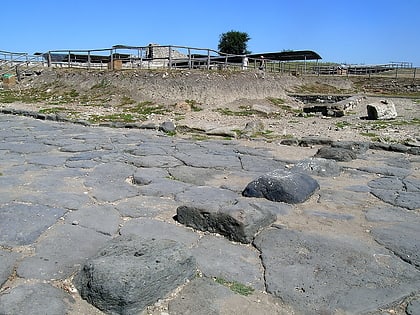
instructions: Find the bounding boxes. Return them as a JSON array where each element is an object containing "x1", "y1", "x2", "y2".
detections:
[{"x1": 2, "y1": 68, "x2": 419, "y2": 144}]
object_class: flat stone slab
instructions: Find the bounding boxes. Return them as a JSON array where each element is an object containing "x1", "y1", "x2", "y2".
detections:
[
  {"x1": 0, "y1": 250, "x2": 20, "y2": 287},
  {"x1": 64, "y1": 204, "x2": 121, "y2": 236},
  {"x1": 177, "y1": 198, "x2": 276, "y2": 243},
  {"x1": 407, "y1": 297, "x2": 420, "y2": 315},
  {"x1": 74, "y1": 235, "x2": 196, "y2": 315},
  {"x1": 17, "y1": 224, "x2": 110, "y2": 280},
  {"x1": 368, "y1": 176, "x2": 420, "y2": 210},
  {"x1": 371, "y1": 221, "x2": 420, "y2": 268},
  {"x1": 291, "y1": 157, "x2": 342, "y2": 177},
  {"x1": 253, "y1": 227, "x2": 420, "y2": 314},
  {"x1": 168, "y1": 277, "x2": 295, "y2": 315},
  {"x1": 0, "y1": 203, "x2": 66, "y2": 246},
  {"x1": 242, "y1": 169, "x2": 319, "y2": 204},
  {"x1": 119, "y1": 217, "x2": 200, "y2": 247},
  {"x1": 191, "y1": 235, "x2": 265, "y2": 290},
  {"x1": 0, "y1": 283, "x2": 72, "y2": 315}
]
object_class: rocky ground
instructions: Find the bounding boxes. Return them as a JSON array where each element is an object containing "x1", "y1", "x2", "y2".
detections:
[
  {"x1": 0, "y1": 69, "x2": 419, "y2": 315},
  {"x1": 1, "y1": 68, "x2": 419, "y2": 144}
]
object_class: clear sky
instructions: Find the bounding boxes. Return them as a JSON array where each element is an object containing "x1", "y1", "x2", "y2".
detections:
[{"x1": 2, "y1": 0, "x2": 419, "y2": 66}]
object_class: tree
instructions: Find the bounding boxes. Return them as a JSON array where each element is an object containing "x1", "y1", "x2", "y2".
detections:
[{"x1": 218, "y1": 30, "x2": 251, "y2": 55}]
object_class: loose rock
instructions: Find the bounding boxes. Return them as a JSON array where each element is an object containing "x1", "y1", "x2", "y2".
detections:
[
  {"x1": 242, "y1": 169, "x2": 319, "y2": 204},
  {"x1": 366, "y1": 99, "x2": 398, "y2": 120},
  {"x1": 74, "y1": 235, "x2": 196, "y2": 315}
]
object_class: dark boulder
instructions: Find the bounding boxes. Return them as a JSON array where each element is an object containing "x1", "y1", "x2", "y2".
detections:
[
  {"x1": 242, "y1": 169, "x2": 319, "y2": 204},
  {"x1": 314, "y1": 146, "x2": 357, "y2": 161},
  {"x1": 74, "y1": 235, "x2": 196, "y2": 315},
  {"x1": 177, "y1": 198, "x2": 277, "y2": 244}
]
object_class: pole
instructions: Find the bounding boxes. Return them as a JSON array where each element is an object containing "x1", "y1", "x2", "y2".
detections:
[{"x1": 168, "y1": 46, "x2": 172, "y2": 70}]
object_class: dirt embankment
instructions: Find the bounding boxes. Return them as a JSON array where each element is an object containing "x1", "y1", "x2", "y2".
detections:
[{"x1": 2, "y1": 68, "x2": 420, "y2": 144}]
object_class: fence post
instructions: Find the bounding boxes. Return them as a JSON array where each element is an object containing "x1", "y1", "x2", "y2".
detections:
[
  {"x1": 87, "y1": 51, "x2": 91, "y2": 70},
  {"x1": 68, "y1": 51, "x2": 71, "y2": 68},
  {"x1": 47, "y1": 52, "x2": 51, "y2": 67},
  {"x1": 168, "y1": 46, "x2": 172, "y2": 70},
  {"x1": 188, "y1": 48, "x2": 191, "y2": 69},
  {"x1": 207, "y1": 50, "x2": 210, "y2": 70}
]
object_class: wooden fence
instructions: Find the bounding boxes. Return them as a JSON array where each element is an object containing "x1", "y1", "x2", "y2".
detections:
[{"x1": 1, "y1": 46, "x2": 418, "y2": 80}]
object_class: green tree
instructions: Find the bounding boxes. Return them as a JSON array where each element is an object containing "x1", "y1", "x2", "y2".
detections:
[{"x1": 218, "y1": 30, "x2": 251, "y2": 55}]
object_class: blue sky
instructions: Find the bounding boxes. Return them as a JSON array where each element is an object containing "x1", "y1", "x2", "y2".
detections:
[{"x1": 2, "y1": 0, "x2": 419, "y2": 65}]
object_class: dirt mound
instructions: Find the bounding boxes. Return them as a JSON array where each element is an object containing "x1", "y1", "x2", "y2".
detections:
[{"x1": 2, "y1": 68, "x2": 420, "y2": 144}]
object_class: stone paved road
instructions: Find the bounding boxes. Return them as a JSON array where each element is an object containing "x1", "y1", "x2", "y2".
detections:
[{"x1": 0, "y1": 114, "x2": 419, "y2": 315}]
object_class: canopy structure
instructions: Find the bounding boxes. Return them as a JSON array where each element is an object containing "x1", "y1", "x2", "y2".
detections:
[
  {"x1": 248, "y1": 50, "x2": 322, "y2": 61},
  {"x1": 198, "y1": 50, "x2": 322, "y2": 64}
]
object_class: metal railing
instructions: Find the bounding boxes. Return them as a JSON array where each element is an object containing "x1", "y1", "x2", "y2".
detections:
[{"x1": 0, "y1": 50, "x2": 45, "y2": 80}]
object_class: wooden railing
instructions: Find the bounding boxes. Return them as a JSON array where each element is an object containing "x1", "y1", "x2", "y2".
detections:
[{"x1": 1, "y1": 46, "x2": 418, "y2": 79}]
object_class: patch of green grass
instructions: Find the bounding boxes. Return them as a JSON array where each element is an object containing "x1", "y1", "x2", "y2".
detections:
[
  {"x1": 252, "y1": 130, "x2": 277, "y2": 139},
  {"x1": 191, "y1": 134, "x2": 210, "y2": 141},
  {"x1": 267, "y1": 97, "x2": 285, "y2": 105},
  {"x1": 120, "y1": 96, "x2": 136, "y2": 106},
  {"x1": 68, "y1": 89, "x2": 79, "y2": 98},
  {"x1": 215, "y1": 106, "x2": 259, "y2": 117},
  {"x1": 185, "y1": 99, "x2": 203, "y2": 112},
  {"x1": 91, "y1": 79, "x2": 111, "y2": 89},
  {"x1": 360, "y1": 132, "x2": 378, "y2": 138},
  {"x1": 164, "y1": 130, "x2": 177, "y2": 136},
  {"x1": 335, "y1": 121, "x2": 352, "y2": 129},
  {"x1": 39, "y1": 107, "x2": 66, "y2": 114},
  {"x1": 0, "y1": 90, "x2": 20, "y2": 103},
  {"x1": 124, "y1": 101, "x2": 168, "y2": 120},
  {"x1": 366, "y1": 118, "x2": 420, "y2": 129},
  {"x1": 214, "y1": 277, "x2": 254, "y2": 296},
  {"x1": 89, "y1": 113, "x2": 135, "y2": 123}
]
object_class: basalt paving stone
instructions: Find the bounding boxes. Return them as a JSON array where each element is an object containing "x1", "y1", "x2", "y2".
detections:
[
  {"x1": 19, "y1": 191, "x2": 91, "y2": 211},
  {"x1": 0, "y1": 203, "x2": 66, "y2": 246},
  {"x1": 132, "y1": 167, "x2": 170, "y2": 185},
  {"x1": 365, "y1": 205, "x2": 419, "y2": 223},
  {"x1": 84, "y1": 162, "x2": 140, "y2": 202},
  {"x1": 17, "y1": 223, "x2": 110, "y2": 280},
  {"x1": 173, "y1": 150, "x2": 242, "y2": 170},
  {"x1": 64, "y1": 159, "x2": 99, "y2": 169},
  {"x1": 406, "y1": 298, "x2": 420, "y2": 315},
  {"x1": 2, "y1": 142, "x2": 51, "y2": 154},
  {"x1": 64, "y1": 204, "x2": 121, "y2": 236},
  {"x1": 167, "y1": 166, "x2": 225, "y2": 186},
  {"x1": 25, "y1": 153, "x2": 69, "y2": 167},
  {"x1": 304, "y1": 209, "x2": 355, "y2": 221},
  {"x1": 371, "y1": 221, "x2": 420, "y2": 268},
  {"x1": 317, "y1": 188, "x2": 372, "y2": 208},
  {"x1": 137, "y1": 178, "x2": 193, "y2": 198},
  {"x1": 0, "y1": 250, "x2": 20, "y2": 287},
  {"x1": 114, "y1": 195, "x2": 179, "y2": 218},
  {"x1": 356, "y1": 165, "x2": 412, "y2": 177},
  {"x1": 119, "y1": 217, "x2": 200, "y2": 247},
  {"x1": 0, "y1": 283, "x2": 72, "y2": 315},
  {"x1": 254, "y1": 227, "x2": 420, "y2": 315},
  {"x1": 175, "y1": 185, "x2": 239, "y2": 205},
  {"x1": 191, "y1": 235, "x2": 265, "y2": 290},
  {"x1": 237, "y1": 154, "x2": 287, "y2": 173},
  {"x1": 168, "y1": 277, "x2": 296, "y2": 315},
  {"x1": 370, "y1": 188, "x2": 420, "y2": 210}
]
